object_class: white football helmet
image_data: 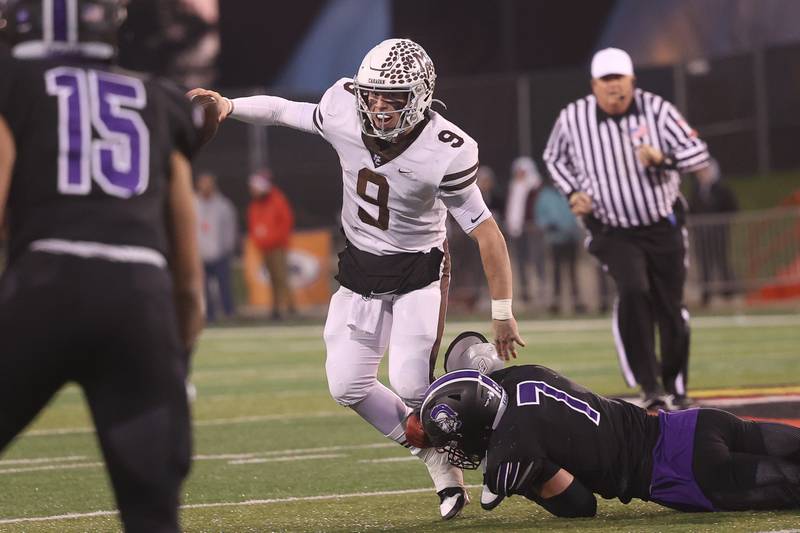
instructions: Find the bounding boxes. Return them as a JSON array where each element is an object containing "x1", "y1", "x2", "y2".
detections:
[
  {"x1": 353, "y1": 38, "x2": 436, "y2": 141},
  {"x1": 443, "y1": 332, "x2": 505, "y2": 375}
]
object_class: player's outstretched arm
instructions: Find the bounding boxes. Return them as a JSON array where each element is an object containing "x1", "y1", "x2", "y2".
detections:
[
  {"x1": 186, "y1": 88, "x2": 318, "y2": 133},
  {"x1": 167, "y1": 150, "x2": 205, "y2": 353},
  {"x1": 526, "y1": 468, "x2": 597, "y2": 518},
  {"x1": 0, "y1": 116, "x2": 15, "y2": 228},
  {"x1": 469, "y1": 217, "x2": 526, "y2": 360}
]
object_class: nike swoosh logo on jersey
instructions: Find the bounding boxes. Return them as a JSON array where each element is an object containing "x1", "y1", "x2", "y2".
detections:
[
  {"x1": 398, "y1": 168, "x2": 413, "y2": 175},
  {"x1": 471, "y1": 211, "x2": 486, "y2": 223}
]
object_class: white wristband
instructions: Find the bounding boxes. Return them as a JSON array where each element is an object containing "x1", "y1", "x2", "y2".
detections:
[
  {"x1": 491, "y1": 299, "x2": 513, "y2": 320},
  {"x1": 223, "y1": 97, "x2": 234, "y2": 118}
]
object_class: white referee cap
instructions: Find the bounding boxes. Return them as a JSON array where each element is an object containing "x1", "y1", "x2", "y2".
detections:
[{"x1": 591, "y1": 48, "x2": 634, "y2": 78}]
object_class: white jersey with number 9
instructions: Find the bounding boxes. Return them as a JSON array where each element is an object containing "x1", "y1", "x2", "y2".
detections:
[{"x1": 312, "y1": 78, "x2": 490, "y2": 255}]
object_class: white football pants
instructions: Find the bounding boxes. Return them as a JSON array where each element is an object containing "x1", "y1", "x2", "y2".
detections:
[{"x1": 324, "y1": 281, "x2": 446, "y2": 438}]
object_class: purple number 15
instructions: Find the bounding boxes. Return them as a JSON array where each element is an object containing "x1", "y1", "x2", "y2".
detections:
[{"x1": 45, "y1": 67, "x2": 150, "y2": 198}]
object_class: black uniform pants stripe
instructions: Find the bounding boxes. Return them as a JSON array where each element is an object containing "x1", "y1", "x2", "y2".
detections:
[
  {"x1": 428, "y1": 240, "x2": 451, "y2": 383},
  {"x1": 587, "y1": 219, "x2": 689, "y2": 396}
]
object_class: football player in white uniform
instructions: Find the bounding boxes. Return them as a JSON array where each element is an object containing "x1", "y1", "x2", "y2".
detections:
[{"x1": 188, "y1": 38, "x2": 525, "y2": 520}]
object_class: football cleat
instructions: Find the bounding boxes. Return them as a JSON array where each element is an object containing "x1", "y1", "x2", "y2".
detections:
[
  {"x1": 416, "y1": 446, "x2": 467, "y2": 518},
  {"x1": 480, "y1": 484, "x2": 504, "y2": 511},
  {"x1": 629, "y1": 393, "x2": 674, "y2": 412},
  {"x1": 438, "y1": 486, "x2": 470, "y2": 520},
  {"x1": 668, "y1": 394, "x2": 697, "y2": 410}
]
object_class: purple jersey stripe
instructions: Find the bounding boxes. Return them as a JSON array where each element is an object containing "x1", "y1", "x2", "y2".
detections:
[
  {"x1": 53, "y1": 0, "x2": 68, "y2": 41},
  {"x1": 424, "y1": 369, "x2": 480, "y2": 397}
]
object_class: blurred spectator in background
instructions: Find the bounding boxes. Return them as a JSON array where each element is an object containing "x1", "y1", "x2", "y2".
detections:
[
  {"x1": 533, "y1": 183, "x2": 587, "y2": 315},
  {"x1": 449, "y1": 166, "x2": 502, "y2": 311},
  {"x1": 196, "y1": 172, "x2": 238, "y2": 322},
  {"x1": 505, "y1": 157, "x2": 546, "y2": 305},
  {"x1": 688, "y1": 157, "x2": 738, "y2": 307},
  {"x1": 447, "y1": 165, "x2": 502, "y2": 312},
  {"x1": 477, "y1": 165, "x2": 505, "y2": 217},
  {"x1": 445, "y1": 216, "x2": 482, "y2": 312},
  {"x1": 247, "y1": 170, "x2": 296, "y2": 320}
]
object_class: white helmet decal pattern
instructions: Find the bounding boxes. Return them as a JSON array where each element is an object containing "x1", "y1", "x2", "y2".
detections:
[{"x1": 374, "y1": 40, "x2": 434, "y2": 87}]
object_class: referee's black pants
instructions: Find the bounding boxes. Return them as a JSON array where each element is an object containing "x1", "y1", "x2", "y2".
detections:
[{"x1": 587, "y1": 217, "x2": 689, "y2": 398}]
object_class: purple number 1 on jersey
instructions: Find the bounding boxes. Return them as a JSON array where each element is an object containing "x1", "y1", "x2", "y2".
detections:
[
  {"x1": 517, "y1": 381, "x2": 601, "y2": 426},
  {"x1": 45, "y1": 67, "x2": 150, "y2": 198}
]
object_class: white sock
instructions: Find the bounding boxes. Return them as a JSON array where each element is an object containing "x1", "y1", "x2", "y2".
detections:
[{"x1": 416, "y1": 447, "x2": 464, "y2": 492}]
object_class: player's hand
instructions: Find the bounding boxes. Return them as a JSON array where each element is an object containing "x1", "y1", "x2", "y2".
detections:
[
  {"x1": 568, "y1": 191, "x2": 593, "y2": 216},
  {"x1": 637, "y1": 144, "x2": 664, "y2": 167},
  {"x1": 186, "y1": 88, "x2": 232, "y2": 123},
  {"x1": 492, "y1": 318, "x2": 525, "y2": 361}
]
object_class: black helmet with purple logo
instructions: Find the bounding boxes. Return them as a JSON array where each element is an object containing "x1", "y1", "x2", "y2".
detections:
[{"x1": 420, "y1": 369, "x2": 508, "y2": 469}]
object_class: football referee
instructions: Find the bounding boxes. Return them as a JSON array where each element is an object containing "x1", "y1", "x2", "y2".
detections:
[{"x1": 543, "y1": 48, "x2": 709, "y2": 410}]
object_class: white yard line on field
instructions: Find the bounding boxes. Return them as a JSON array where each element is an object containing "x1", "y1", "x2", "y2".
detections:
[
  {"x1": 3, "y1": 443, "x2": 398, "y2": 476},
  {"x1": 0, "y1": 510, "x2": 118, "y2": 525},
  {"x1": 24, "y1": 410, "x2": 348, "y2": 437},
  {"x1": 228, "y1": 453, "x2": 345, "y2": 465},
  {"x1": 200, "y1": 314, "x2": 800, "y2": 340},
  {"x1": 195, "y1": 442, "x2": 394, "y2": 461},
  {"x1": 357, "y1": 456, "x2": 418, "y2": 463},
  {"x1": 0, "y1": 455, "x2": 86, "y2": 465},
  {"x1": 0, "y1": 485, "x2": 482, "y2": 525},
  {"x1": 193, "y1": 411, "x2": 347, "y2": 427},
  {"x1": 0, "y1": 462, "x2": 103, "y2": 475}
]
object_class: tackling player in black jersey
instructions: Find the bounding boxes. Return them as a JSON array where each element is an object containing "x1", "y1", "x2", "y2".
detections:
[
  {"x1": 0, "y1": 1, "x2": 208, "y2": 531},
  {"x1": 414, "y1": 338, "x2": 800, "y2": 518}
]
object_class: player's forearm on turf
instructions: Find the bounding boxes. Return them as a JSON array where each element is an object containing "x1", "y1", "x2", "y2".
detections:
[
  {"x1": 471, "y1": 218, "x2": 513, "y2": 299},
  {"x1": 527, "y1": 471, "x2": 597, "y2": 518},
  {"x1": 167, "y1": 151, "x2": 205, "y2": 351},
  {"x1": 229, "y1": 95, "x2": 317, "y2": 132},
  {"x1": 0, "y1": 116, "x2": 16, "y2": 225}
]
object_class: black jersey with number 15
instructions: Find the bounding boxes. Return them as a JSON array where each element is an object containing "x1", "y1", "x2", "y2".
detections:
[{"x1": 0, "y1": 55, "x2": 204, "y2": 264}]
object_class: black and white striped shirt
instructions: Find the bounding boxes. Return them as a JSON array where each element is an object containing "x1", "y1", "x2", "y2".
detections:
[{"x1": 543, "y1": 88, "x2": 708, "y2": 228}]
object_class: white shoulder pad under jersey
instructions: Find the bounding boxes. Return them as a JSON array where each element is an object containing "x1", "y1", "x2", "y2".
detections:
[{"x1": 316, "y1": 78, "x2": 480, "y2": 255}]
